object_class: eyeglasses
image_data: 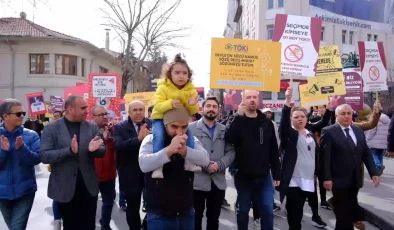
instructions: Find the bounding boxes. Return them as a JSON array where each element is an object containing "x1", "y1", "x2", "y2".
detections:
[
  {"x1": 8, "y1": 112, "x2": 26, "y2": 117},
  {"x1": 93, "y1": 112, "x2": 109, "y2": 117}
]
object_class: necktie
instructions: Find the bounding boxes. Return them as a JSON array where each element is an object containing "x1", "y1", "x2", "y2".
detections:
[
  {"x1": 344, "y1": 128, "x2": 356, "y2": 149},
  {"x1": 136, "y1": 123, "x2": 141, "y2": 134}
]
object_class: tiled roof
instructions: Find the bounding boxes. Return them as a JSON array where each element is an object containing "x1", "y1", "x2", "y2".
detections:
[{"x1": 0, "y1": 17, "x2": 88, "y2": 43}]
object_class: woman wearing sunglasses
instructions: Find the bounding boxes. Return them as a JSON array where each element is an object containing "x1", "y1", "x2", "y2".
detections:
[{"x1": 0, "y1": 99, "x2": 41, "y2": 230}]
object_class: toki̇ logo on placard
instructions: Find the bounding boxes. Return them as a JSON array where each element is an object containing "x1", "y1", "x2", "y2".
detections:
[{"x1": 225, "y1": 43, "x2": 248, "y2": 52}]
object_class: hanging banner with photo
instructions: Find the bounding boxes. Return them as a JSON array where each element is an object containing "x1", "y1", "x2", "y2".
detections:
[
  {"x1": 210, "y1": 37, "x2": 281, "y2": 91},
  {"x1": 48, "y1": 96, "x2": 64, "y2": 113},
  {"x1": 223, "y1": 89, "x2": 265, "y2": 111},
  {"x1": 272, "y1": 14, "x2": 322, "y2": 80},
  {"x1": 64, "y1": 85, "x2": 89, "y2": 100},
  {"x1": 299, "y1": 84, "x2": 329, "y2": 108},
  {"x1": 307, "y1": 45, "x2": 346, "y2": 96},
  {"x1": 196, "y1": 87, "x2": 205, "y2": 111},
  {"x1": 88, "y1": 73, "x2": 121, "y2": 119},
  {"x1": 26, "y1": 92, "x2": 47, "y2": 116},
  {"x1": 358, "y1": 41, "x2": 388, "y2": 92},
  {"x1": 338, "y1": 68, "x2": 364, "y2": 111}
]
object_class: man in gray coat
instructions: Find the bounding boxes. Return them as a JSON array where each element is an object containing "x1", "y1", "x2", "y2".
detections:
[
  {"x1": 189, "y1": 97, "x2": 235, "y2": 230},
  {"x1": 40, "y1": 95, "x2": 106, "y2": 230}
]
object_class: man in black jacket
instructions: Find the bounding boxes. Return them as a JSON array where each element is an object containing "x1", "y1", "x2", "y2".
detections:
[
  {"x1": 113, "y1": 100, "x2": 152, "y2": 230},
  {"x1": 225, "y1": 90, "x2": 281, "y2": 230},
  {"x1": 321, "y1": 104, "x2": 379, "y2": 230},
  {"x1": 139, "y1": 108, "x2": 210, "y2": 229},
  {"x1": 23, "y1": 115, "x2": 44, "y2": 137}
]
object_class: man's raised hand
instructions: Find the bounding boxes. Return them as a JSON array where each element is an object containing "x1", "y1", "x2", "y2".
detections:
[
  {"x1": 166, "y1": 134, "x2": 186, "y2": 157},
  {"x1": 15, "y1": 136, "x2": 24, "y2": 150},
  {"x1": 0, "y1": 135, "x2": 10, "y2": 151},
  {"x1": 138, "y1": 124, "x2": 150, "y2": 141},
  {"x1": 89, "y1": 136, "x2": 104, "y2": 152},
  {"x1": 71, "y1": 134, "x2": 78, "y2": 154}
]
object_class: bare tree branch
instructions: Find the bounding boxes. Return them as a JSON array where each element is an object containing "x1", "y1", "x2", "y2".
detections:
[{"x1": 101, "y1": 0, "x2": 188, "y2": 96}]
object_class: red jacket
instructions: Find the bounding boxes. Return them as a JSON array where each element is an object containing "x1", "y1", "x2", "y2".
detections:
[{"x1": 95, "y1": 139, "x2": 117, "y2": 182}]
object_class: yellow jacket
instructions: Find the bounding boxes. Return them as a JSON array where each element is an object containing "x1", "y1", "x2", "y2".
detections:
[{"x1": 151, "y1": 79, "x2": 199, "y2": 119}]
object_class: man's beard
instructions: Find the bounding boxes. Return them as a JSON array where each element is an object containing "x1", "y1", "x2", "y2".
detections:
[{"x1": 203, "y1": 112, "x2": 217, "y2": 121}]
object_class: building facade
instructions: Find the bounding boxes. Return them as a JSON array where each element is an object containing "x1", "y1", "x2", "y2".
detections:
[
  {"x1": 224, "y1": 0, "x2": 394, "y2": 120},
  {"x1": 0, "y1": 14, "x2": 124, "y2": 115}
]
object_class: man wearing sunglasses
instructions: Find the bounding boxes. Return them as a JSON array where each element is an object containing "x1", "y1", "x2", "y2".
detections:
[{"x1": 0, "y1": 99, "x2": 41, "y2": 230}]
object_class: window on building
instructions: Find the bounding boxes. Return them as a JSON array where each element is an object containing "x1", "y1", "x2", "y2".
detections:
[
  {"x1": 374, "y1": 35, "x2": 378, "y2": 41},
  {"x1": 278, "y1": 0, "x2": 284, "y2": 7},
  {"x1": 268, "y1": 0, "x2": 274, "y2": 9},
  {"x1": 277, "y1": 91, "x2": 286, "y2": 100},
  {"x1": 81, "y1": 58, "x2": 86, "y2": 77},
  {"x1": 267, "y1": 24, "x2": 274, "y2": 40},
  {"x1": 342, "y1": 30, "x2": 347, "y2": 44},
  {"x1": 321, "y1": 27, "x2": 325, "y2": 41},
  {"x1": 30, "y1": 54, "x2": 50, "y2": 74},
  {"x1": 262, "y1": 92, "x2": 272, "y2": 99},
  {"x1": 99, "y1": 66, "x2": 109, "y2": 73},
  {"x1": 349, "y1": 31, "x2": 354, "y2": 45},
  {"x1": 55, "y1": 55, "x2": 77, "y2": 75},
  {"x1": 367, "y1": 34, "x2": 372, "y2": 41}
]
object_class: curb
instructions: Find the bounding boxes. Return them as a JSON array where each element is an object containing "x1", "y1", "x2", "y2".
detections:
[{"x1": 361, "y1": 205, "x2": 394, "y2": 230}]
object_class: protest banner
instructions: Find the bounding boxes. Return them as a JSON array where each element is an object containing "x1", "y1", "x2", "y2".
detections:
[
  {"x1": 307, "y1": 45, "x2": 346, "y2": 96},
  {"x1": 358, "y1": 41, "x2": 388, "y2": 92},
  {"x1": 196, "y1": 87, "x2": 205, "y2": 111},
  {"x1": 338, "y1": 68, "x2": 364, "y2": 110},
  {"x1": 48, "y1": 96, "x2": 64, "y2": 113},
  {"x1": 124, "y1": 92, "x2": 155, "y2": 116},
  {"x1": 210, "y1": 37, "x2": 281, "y2": 91},
  {"x1": 26, "y1": 92, "x2": 47, "y2": 116},
  {"x1": 272, "y1": 14, "x2": 322, "y2": 80},
  {"x1": 64, "y1": 85, "x2": 89, "y2": 100},
  {"x1": 88, "y1": 73, "x2": 121, "y2": 119},
  {"x1": 299, "y1": 84, "x2": 329, "y2": 108}
]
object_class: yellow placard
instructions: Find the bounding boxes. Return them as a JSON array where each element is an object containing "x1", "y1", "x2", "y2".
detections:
[
  {"x1": 307, "y1": 45, "x2": 346, "y2": 96},
  {"x1": 210, "y1": 38, "x2": 281, "y2": 91},
  {"x1": 124, "y1": 92, "x2": 155, "y2": 112},
  {"x1": 299, "y1": 84, "x2": 329, "y2": 108}
]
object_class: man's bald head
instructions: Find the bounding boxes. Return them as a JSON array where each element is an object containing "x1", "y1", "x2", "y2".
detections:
[
  {"x1": 335, "y1": 104, "x2": 353, "y2": 115},
  {"x1": 243, "y1": 90, "x2": 259, "y2": 112},
  {"x1": 335, "y1": 104, "x2": 353, "y2": 127},
  {"x1": 128, "y1": 100, "x2": 145, "y2": 123}
]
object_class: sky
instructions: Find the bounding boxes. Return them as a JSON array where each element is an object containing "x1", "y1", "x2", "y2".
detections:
[{"x1": 0, "y1": 0, "x2": 228, "y2": 89}]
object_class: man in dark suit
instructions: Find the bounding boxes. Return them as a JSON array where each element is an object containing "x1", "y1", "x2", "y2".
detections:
[
  {"x1": 40, "y1": 95, "x2": 106, "y2": 230},
  {"x1": 320, "y1": 104, "x2": 380, "y2": 230},
  {"x1": 113, "y1": 100, "x2": 151, "y2": 230}
]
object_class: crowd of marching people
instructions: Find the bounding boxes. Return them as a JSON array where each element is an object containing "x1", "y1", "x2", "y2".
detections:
[{"x1": 0, "y1": 54, "x2": 392, "y2": 230}]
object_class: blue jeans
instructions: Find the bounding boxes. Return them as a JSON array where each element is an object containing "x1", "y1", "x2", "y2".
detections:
[
  {"x1": 234, "y1": 174, "x2": 274, "y2": 230},
  {"x1": 371, "y1": 148, "x2": 385, "y2": 168},
  {"x1": 0, "y1": 192, "x2": 35, "y2": 230},
  {"x1": 52, "y1": 200, "x2": 61, "y2": 220},
  {"x1": 147, "y1": 209, "x2": 195, "y2": 230},
  {"x1": 99, "y1": 179, "x2": 116, "y2": 228},
  {"x1": 153, "y1": 119, "x2": 194, "y2": 153}
]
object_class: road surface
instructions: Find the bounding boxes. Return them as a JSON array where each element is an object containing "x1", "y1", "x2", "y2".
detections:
[{"x1": 0, "y1": 164, "x2": 381, "y2": 230}]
